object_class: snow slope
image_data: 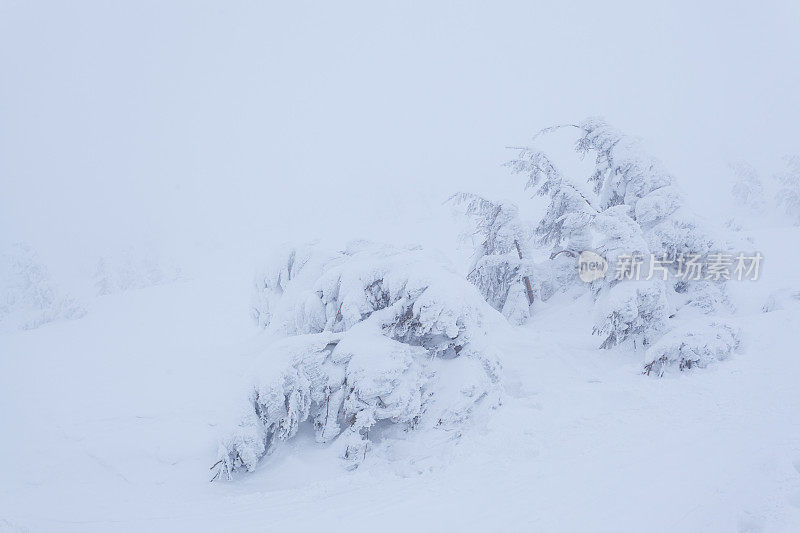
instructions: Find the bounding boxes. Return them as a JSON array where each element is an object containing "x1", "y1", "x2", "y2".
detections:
[{"x1": 2, "y1": 227, "x2": 800, "y2": 532}]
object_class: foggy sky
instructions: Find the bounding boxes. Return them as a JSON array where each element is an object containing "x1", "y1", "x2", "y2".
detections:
[{"x1": 2, "y1": 0, "x2": 798, "y2": 269}]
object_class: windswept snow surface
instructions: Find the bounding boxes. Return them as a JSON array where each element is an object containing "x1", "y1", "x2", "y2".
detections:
[{"x1": 2, "y1": 228, "x2": 800, "y2": 532}]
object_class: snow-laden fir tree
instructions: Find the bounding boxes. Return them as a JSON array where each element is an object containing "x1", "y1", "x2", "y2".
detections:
[
  {"x1": 213, "y1": 241, "x2": 503, "y2": 480},
  {"x1": 505, "y1": 139, "x2": 595, "y2": 256},
  {"x1": 500, "y1": 120, "x2": 670, "y2": 350},
  {"x1": 521, "y1": 118, "x2": 733, "y2": 369},
  {"x1": 447, "y1": 193, "x2": 536, "y2": 324},
  {"x1": 451, "y1": 118, "x2": 737, "y2": 372}
]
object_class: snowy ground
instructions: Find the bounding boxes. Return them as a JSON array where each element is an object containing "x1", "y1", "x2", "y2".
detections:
[{"x1": 2, "y1": 227, "x2": 800, "y2": 532}]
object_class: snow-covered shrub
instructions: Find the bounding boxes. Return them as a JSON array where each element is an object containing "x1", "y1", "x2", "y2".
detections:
[
  {"x1": 0, "y1": 243, "x2": 85, "y2": 332},
  {"x1": 642, "y1": 322, "x2": 740, "y2": 377},
  {"x1": 591, "y1": 205, "x2": 651, "y2": 271},
  {"x1": 214, "y1": 242, "x2": 502, "y2": 480},
  {"x1": 593, "y1": 280, "x2": 668, "y2": 350}
]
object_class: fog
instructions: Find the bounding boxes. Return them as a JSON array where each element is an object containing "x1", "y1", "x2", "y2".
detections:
[{"x1": 2, "y1": 0, "x2": 799, "y2": 272}]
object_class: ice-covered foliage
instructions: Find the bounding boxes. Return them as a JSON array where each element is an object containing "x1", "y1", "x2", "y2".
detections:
[
  {"x1": 553, "y1": 121, "x2": 711, "y2": 251},
  {"x1": 448, "y1": 193, "x2": 531, "y2": 258},
  {"x1": 0, "y1": 243, "x2": 85, "y2": 332},
  {"x1": 573, "y1": 118, "x2": 674, "y2": 212},
  {"x1": 592, "y1": 205, "x2": 650, "y2": 268},
  {"x1": 250, "y1": 242, "x2": 338, "y2": 330},
  {"x1": 643, "y1": 322, "x2": 740, "y2": 377},
  {"x1": 585, "y1": 206, "x2": 670, "y2": 349},
  {"x1": 505, "y1": 148, "x2": 594, "y2": 255},
  {"x1": 214, "y1": 242, "x2": 502, "y2": 480},
  {"x1": 568, "y1": 118, "x2": 722, "y2": 264},
  {"x1": 593, "y1": 280, "x2": 668, "y2": 350}
]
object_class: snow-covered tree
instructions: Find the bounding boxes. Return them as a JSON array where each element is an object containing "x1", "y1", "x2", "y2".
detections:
[
  {"x1": 0, "y1": 243, "x2": 85, "y2": 331},
  {"x1": 505, "y1": 147, "x2": 595, "y2": 257},
  {"x1": 730, "y1": 161, "x2": 766, "y2": 213},
  {"x1": 448, "y1": 117, "x2": 735, "y2": 372},
  {"x1": 502, "y1": 118, "x2": 731, "y2": 369},
  {"x1": 448, "y1": 193, "x2": 536, "y2": 324},
  {"x1": 213, "y1": 241, "x2": 503, "y2": 480}
]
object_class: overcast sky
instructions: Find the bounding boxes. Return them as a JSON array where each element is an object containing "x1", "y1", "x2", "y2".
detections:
[{"x1": 2, "y1": 1, "x2": 798, "y2": 268}]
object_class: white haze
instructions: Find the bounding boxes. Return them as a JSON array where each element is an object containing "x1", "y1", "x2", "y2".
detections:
[{"x1": 2, "y1": 0, "x2": 799, "y2": 271}]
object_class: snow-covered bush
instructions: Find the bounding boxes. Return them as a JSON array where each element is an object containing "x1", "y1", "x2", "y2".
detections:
[
  {"x1": 642, "y1": 322, "x2": 740, "y2": 377},
  {"x1": 0, "y1": 243, "x2": 85, "y2": 332},
  {"x1": 214, "y1": 242, "x2": 502, "y2": 480},
  {"x1": 593, "y1": 280, "x2": 668, "y2": 350}
]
